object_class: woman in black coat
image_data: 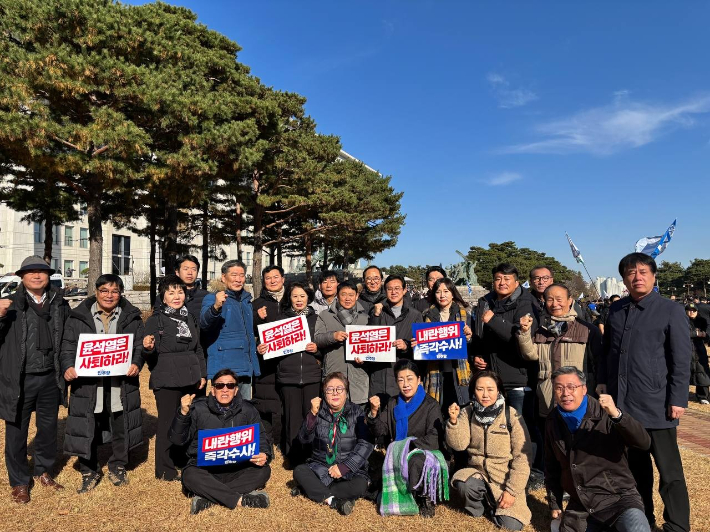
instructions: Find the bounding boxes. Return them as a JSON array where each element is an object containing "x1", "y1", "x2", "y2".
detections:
[
  {"x1": 293, "y1": 372, "x2": 373, "y2": 515},
  {"x1": 276, "y1": 282, "x2": 322, "y2": 462},
  {"x1": 143, "y1": 275, "x2": 206, "y2": 480}
]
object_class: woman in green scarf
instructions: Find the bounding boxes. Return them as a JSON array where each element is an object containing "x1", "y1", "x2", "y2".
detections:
[{"x1": 293, "y1": 372, "x2": 374, "y2": 515}]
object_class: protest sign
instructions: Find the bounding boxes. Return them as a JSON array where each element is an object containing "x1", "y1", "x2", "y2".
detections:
[
  {"x1": 197, "y1": 425, "x2": 259, "y2": 466},
  {"x1": 75, "y1": 333, "x2": 133, "y2": 377},
  {"x1": 345, "y1": 325, "x2": 396, "y2": 363},
  {"x1": 257, "y1": 315, "x2": 311, "y2": 360},
  {"x1": 412, "y1": 321, "x2": 467, "y2": 360}
]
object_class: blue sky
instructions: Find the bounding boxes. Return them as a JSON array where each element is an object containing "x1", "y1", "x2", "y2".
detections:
[{"x1": 129, "y1": 1, "x2": 710, "y2": 279}]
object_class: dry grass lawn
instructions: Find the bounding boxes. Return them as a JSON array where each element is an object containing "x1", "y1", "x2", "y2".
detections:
[{"x1": 0, "y1": 375, "x2": 707, "y2": 532}]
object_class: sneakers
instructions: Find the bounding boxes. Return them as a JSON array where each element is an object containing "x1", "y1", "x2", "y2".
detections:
[
  {"x1": 190, "y1": 496, "x2": 214, "y2": 515},
  {"x1": 699, "y1": 399, "x2": 710, "y2": 405},
  {"x1": 417, "y1": 496, "x2": 436, "y2": 518},
  {"x1": 77, "y1": 472, "x2": 101, "y2": 494},
  {"x1": 330, "y1": 497, "x2": 354, "y2": 516},
  {"x1": 290, "y1": 486, "x2": 301, "y2": 497},
  {"x1": 108, "y1": 466, "x2": 129, "y2": 486},
  {"x1": 240, "y1": 490, "x2": 270, "y2": 509},
  {"x1": 527, "y1": 470, "x2": 546, "y2": 492}
]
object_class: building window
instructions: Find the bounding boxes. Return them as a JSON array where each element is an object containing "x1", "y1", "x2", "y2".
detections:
[
  {"x1": 53, "y1": 225, "x2": 61, "y2": 245},
  {"x1": 80, "y1": 227, "x2": 88, "y2": 248},
  {"x1": 64, "y1": 226, "x2": 74, "y2": 246},
  {"x1": 79, "y1": 261, "x2": 89, "y2": 278},
  {"x1": 64, "y1": 260, "x2": 74, "y2": 277},
  {"x1": 245, "y1": 251, "x2": 252, "y2": 267},
  {"x1": 112, "y1": 235, "x2": 131, "y2": 275},
  {"x1": 52, "y1": 259, "x2": 60, "y2": 273},
  {"x1": 34, "y1": 222, "x2": 43, "y2": 243}
]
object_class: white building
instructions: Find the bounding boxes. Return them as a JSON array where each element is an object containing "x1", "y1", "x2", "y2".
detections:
[{"x1": 594, "y1": 277, "x2": 627, "y2": 298}]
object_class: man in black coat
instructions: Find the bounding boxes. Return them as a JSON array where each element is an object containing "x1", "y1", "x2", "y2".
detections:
[
  {"x1": 154, "y1": 255, "x2": 208, "y2": 320},
  {"x1": 61, "y1": 274, "x2": 145, "y2": 493},
  {"x1": 0, "y1": 256, "x2": 69, "y2": 503},
  {"x1": 358, "y1": 265, "x2": 387, "y2": 314},
  {"x1": 597, "y1": 253, "x2": 691, "y2": 532},
  {"x1": 169, "y1": 368, "x2": 272, "y2": 514}
]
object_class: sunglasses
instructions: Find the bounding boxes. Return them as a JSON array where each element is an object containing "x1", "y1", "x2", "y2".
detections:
[{"x1": 213, "y1": 382, "x2": 237, "y2": 390}]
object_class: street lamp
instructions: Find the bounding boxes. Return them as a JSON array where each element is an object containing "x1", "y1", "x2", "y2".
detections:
[{"x1": 684, "y1": 283, "x2": 693, "y2": 297}]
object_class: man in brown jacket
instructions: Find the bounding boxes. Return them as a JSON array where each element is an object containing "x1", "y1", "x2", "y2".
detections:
[{"x1": 545, "y1": 367, "x2": 651, "y2": 532}]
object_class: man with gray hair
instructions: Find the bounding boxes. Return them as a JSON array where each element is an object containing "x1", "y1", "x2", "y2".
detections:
[
  {"x1": 545, "y1": 366, "x2": 651, "y2": 532},
  {"x1": 201, "y1": 260, "x2": 259, "y2": 399}
]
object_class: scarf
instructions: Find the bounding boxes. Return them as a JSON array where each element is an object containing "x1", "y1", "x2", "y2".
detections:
[
  {"x1": 26, "y1": 291, "x2": 52, "y2": 350},
  {"x1": 267, "y1": 286, "x2": 285, "y2": 303},
  {"x1": 325, "y1": 406, "x2": 348, "y2": 465},
  {"x1": 394, "y1": 385, "x2": 426, "y2": 441},
  {"x1": 558, "y1": 395, "x2": 588, "y2": 433},
  {"x1": 471, "y1": 394, "x2": 505, "y2": 426},
  {"x1": 291, "y1": 306, "x2": 310, "y2": 316},
  {"x1": 359, "y1": 287, "x2": 386, "y2": 306},
  {"x1": 336, "y1": 301, "x2": 358, "y2": 326},
  {"x1": 380, "y1": 437, "x2": 449, "y2": 516},
  {"x1": 162, "y1": 304, "x2": 192, "y2": 340}
]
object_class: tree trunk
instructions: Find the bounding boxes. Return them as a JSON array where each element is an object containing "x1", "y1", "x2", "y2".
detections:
[
  {"x1": 87, "y1": 186, "x2": 103, "y2": 297},
  {"x1": 342, "y1": 241, "x2": 349, "y2": 280},
  {"x1": 202, "y1": 201, "x2": 209, "y2": 288},
  {"x1": 43, "y1": 217, "x2": 53, "y2": 266},
  {"x1": 149, "y1": 207, "x2": 157, "y2": 307},
  {"x1": 235, "y1": 201, "x2": 242, "y2": 261},
  {"x1": 276, "y1": 227, "x2": 283, "y2": 267},
  {"x1": 163, "y1": 202, "x2": 178, "y2": 274},
  {"x1": 304, "y1": 233, "x2": 313, "y2": 288},
  {"x1": 323, "y1": 241, "x2": 328, "y2": 271},
  {"x1": 268, "y1": 247, "x2": 275, "y2": 267},
  {"x1": 251, "y1": 171, "x2": 264, "y2": 297}
]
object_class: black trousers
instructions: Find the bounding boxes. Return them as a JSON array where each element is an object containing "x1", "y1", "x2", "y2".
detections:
[
  {"x1": 628, "y1": 427, "x2": 690, "y2": 532},
  {"x1": 78, "y1": 409, "x2": 127, "y2": 475},
  {"x1": 154, "y1": 386, "x2": 198, "y2": 480},
  {"x1": 293, "y1": 464, "x2": 368, "y2": 503},
  {"x1": 407, "y1": 453, "x2": 426, "y2": 494},
  {"x1": 182, "y1": 464, "x2": 271, "y2": 509},
  {"x1": 4, "y1": 371, "x2": 60, "y2": 486},
  {"x1": 279, "y1": 382, "x2": 320, "y2": 459},
  {"x1": 696, "y1": 386, "x2": 709, "y2": 401},
  {"x1": 254, "y1": 380, "x2": 282, "y2": 449},
  {"x1": 453, "y1": 477, "x2": 524, "y2": 530}
]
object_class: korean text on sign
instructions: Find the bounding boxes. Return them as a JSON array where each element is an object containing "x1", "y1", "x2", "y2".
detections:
[
  {"x1": 412, "y1": 321, "x2": 467, "y2": 360},
  {"x1": 197, "y1": 425, "x2": 260, "y2": 466},
  {"x1": 74, "y1": 333, "x2": 133, "y2": 377},
  {"x1": 345, "y1": 325, "x2": 396, "y2": 363},
  {"x1": 257, "y1": 315, "x2": 311, "y2": 360}
]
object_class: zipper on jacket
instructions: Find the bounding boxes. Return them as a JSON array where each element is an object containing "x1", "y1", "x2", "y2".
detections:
[
  {"x1": 483, "y1": 424, "x2": 489, "y2": 474},
  {"x1": 299, "y1": 352, "x2": 303, "y2": 386}
]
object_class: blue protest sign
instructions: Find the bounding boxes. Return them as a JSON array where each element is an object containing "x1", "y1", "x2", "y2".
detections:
[
  {"x1": 412, "y1": 321, "x2": 467, "y2": 360},
  {"x1": 197, "y1": 424, "x2": 259, "y2": 466}
]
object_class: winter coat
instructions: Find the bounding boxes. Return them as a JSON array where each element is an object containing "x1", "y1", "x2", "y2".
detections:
[
  {"x1": 0, "y1": 284, "x2": 69, "y2": 421},
  {"x1": 143, "y1": 308, "x2": 206, "y2": 390},
  {"x1": 314, "y1": 301, "x2": 370, "y2": 404},
  {"x1": 599, "y1": 291, "x2": 691, "y2": 429},
  {"x1": 298, "y1": 400, "x2": 373, "y2": 486},
  {"x1": 367, "y1": 301, "x2": 423, "y2": 399},
  {"x1": 517, "y1": 308, "x2": 601, "y2": 417},
  {"x1": 446, "y1": 403, "x2": 532, "y2": 526},
  {"x1": 367, "y1": 392, "x2": 443, "y2": 450},
  {"x1": 309, "y1": 289, "x2": 336, "y2": 315},
  {"x1": 60, "y1": 297, "x2": 145, "y2": 459},
  {"x1": 200, "y1": 289, "x2": 259, "y2": 380},
  {"x1": 169, "y1": 392, "x2": 272, "y2": 469},
  {"x1": 475, "y1": 286, "x2": 538, "y2": 390},
  {"x1": 545, "y1": 396, "x2": 651, "y2": 532},
  {"x1": 276, "y1": 309, "x2": 322, "y2": 386},
  {"x1": 358, "y1": 288, "x2": 386, "y2": 314},
  {"x1": 689, "y1": 315, "x2": 710, "y2": 387},
  {"x1": 252, "y1": 289, "x2": 284, "y2": 391}
]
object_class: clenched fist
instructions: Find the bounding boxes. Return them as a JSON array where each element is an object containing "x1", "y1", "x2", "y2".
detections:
[
  {"x1": 0, "y1": 299, "x2": 12, "y2": 318},
  {"x1": 143, "y1": 335, "x2": 155, "y2": 351},
  {"x1": 519, "y1": 314, "x2": 534, "y2": 333},
  {"x1": 181, "y1": 393, "x2": 196, "y2": 415},
  {"x1": 448, "y1": 403, "x2": 460, "y2": 424},
  {"x1": 310, "y1": 397, "x2": 322, "y2": 416},
  {"x1": 333, "y1": 331, "x2": 348, "y2": 342},
  {"x1": 213, "y1": 291, "x2": 228, "y2": 311},
  {"x1": 373, "y1": 303, "x2": 383, "y2": 317},
  {"x1": 257, "y1": 306, "x2": 268, "y2": 320},
  {"x1": 369, "y1": 395, "x2": 380, "y2": 415},
  {"x1": 598, "y1": 394, "x2": 620, "y2": 418}
]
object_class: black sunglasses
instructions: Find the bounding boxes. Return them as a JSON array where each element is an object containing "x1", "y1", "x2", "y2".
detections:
[{"x1": 213, "y1": 382, "x2": 237, "y2": 390}]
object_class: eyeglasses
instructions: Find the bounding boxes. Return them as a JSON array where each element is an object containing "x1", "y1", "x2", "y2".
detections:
[
  {"x1": 365, "y1": 277, "x2": 381, "y2": 283},
  {"x1": 213, "y1": 382, "x2": 237, "y2": 390},
  {"x1": 98, "y1": 289, "x2": 121, "y2": 296},
  {"x1": 553, "y1": 384, "x2": 585, "y2": 394},
  {"x1": 324, "y1": 386, "x2": 346, "y2": 395},
  {"x1": 386, "y1": 287, "x2": 403, "y2": 293},
  {"x1": 531, "y1": 276, "x2": 552, "y2": 282}
]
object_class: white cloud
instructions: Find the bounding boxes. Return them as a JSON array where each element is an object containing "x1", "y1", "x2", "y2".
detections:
[
  {"x1": 503, "y1": 94, "x2": 710, "y2": 155},
  {"x1": 487, "y1": 73, "x2": 538, "y2": 109},
  {"x1": 484, "y1": 171, "x2": 523, "y2": 186}
]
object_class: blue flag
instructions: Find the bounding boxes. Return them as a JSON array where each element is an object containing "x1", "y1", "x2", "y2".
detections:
[{"x1": 635, "y1": 219, "x2": 676, "y2": 259}]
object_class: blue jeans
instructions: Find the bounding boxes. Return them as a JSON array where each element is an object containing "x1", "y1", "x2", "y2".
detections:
[{"x1": 587, "y1": 508, "x2": 650, "y2": 532}]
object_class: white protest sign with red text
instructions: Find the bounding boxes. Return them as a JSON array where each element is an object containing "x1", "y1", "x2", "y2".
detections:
[
  {"x1": 345, "y1": 325, "x2": 396, "y2": 363},
  {"x1": 257, "y1": 315, "x2": 311, "y2": 360},
  {"x1": 75, "y1": 333, "x2": 133, "y2": 377}
]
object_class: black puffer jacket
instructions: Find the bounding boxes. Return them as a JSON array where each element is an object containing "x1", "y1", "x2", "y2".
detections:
[
  {"x1": 252, "y1": 290, "x2": 284, "y2": 387},
  {"x1": 475, "y1": 286, "x2": 538, "y2": 390},
  {"x1": 299, "y1": 400, "x2": 373, "y2": 486},
  {"x1": 358, "y1": 288, "x2": 386, "y2": 314},
  {"x1": 169, "y1": 392, "x2": 272, "y2": 468},
  {"x1": 0, "y1": 284, "x2": 69, "y2": 421},
  {"x1": 367, "y1": 391, "x2": 444, "y2": 450},
  {"x1": 276, "y1": 308, "x2": 321, "y2": 385},
  {"x1": 143, "y1": 307, "x2": 206, "y2": 390},
  {"x1": 60, "y1": 297, "x2": 145, "y2": 459},
  {"x1": 689, "y1": 315, "x2": 710, "y2": 387}
]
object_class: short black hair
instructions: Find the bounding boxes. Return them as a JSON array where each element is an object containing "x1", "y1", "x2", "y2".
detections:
[
  {"x1": 551, "y1": 366, "x2": 586, "y2": 384},
  {"x1": 609, "y1": 294, "x2": 620, "y2": 302},
  {"x1": 280, "y1": 282, "x2": 315, "y2": 313},
  {"x1": 529, "y1": 265, "x2": 553, "y2": 279},
  {"x1": 337, "y1": 279, "x2": 359, "y2": 295},
  {"x1": 221, "y1": 260, "x2": 247, "y2": 275},
  {"x1": 319, "y1": 270, "x2": 338, "y2": 284},
  {"x1": 471, "y1": 370, "x2": 506, "y2": 400},
  {"x1": 158, "y1": 274, "x2": 186, "y2": 302},
  {"x1": 96, "y1": 274, "x2": 124, "y2": 292},
  {"x1": 212, "y1": 368, "x2": 238, "y2": 383},
  {"x1": 262, "y1": 265, "x2": 284, "y2": 278},
  {"x1": 543, "y1": 282, "x2": 571, "y2": 299},
  {"x1": 384, "y1": 274, "x2": 406, "y2": 290},
  {"x1": 425, "y1": 266, "x2": 446, "y2": 280},
  {"x1": 175, "y1": 255, "x2": 200, "y2": 272},
  {"x1": 363, "y1": 265, "x2": 383, "y2": 280},
  {"x1": 492, "y1": 263, "x2": 519, "y2": 280},
  {"x1": 394, "y1": 358, "x2": 420, "y2": 379},
  {"x1": 618, "y1": 252, "x2": 657, "y2": 277}
]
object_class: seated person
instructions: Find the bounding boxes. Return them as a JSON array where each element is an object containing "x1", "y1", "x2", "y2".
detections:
[
  {"x1": 446, "y1": 371, "x2": 532, "y2": 531},
  {"x1": 368, "y1": 359, "x2": 447, "y2": 518},
  {"x1": 292, "y1": 372, "x2": 373, "y2": 515},
  {"x1": 168, "y1": 368, "x2": 272, "y2": 514},
  {"x1": 545, "y1": 367, "x2": 651, "y2": 532}
]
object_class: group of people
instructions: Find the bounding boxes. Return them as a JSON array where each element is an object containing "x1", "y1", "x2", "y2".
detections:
[{"x1": 0, "y1": 252, "x2": 695, "y2": 532}]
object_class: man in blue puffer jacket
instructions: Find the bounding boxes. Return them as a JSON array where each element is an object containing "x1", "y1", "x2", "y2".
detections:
[{"x1": 201, "y1": 260, "x2": 260, "y2": 399}]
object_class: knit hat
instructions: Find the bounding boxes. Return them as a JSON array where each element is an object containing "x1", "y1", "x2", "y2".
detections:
[{"x1": 15, "y1": 255, "x2": 55, "y2": 276}]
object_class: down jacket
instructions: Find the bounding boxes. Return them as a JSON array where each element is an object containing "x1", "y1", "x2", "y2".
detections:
[
  {"x1": 367, "y1": 391, "x2": 443, "y2": 450},
  {"x1": 276, "y1": 308, "x2": 322, "y2": 386},
  {"x1": 60, "y1": 297, "x2": 145, "y2": 459}
]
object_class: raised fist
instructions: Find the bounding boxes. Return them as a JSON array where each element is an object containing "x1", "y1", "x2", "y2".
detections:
[
  {"x1": 519, "y1": 314, "x2": 534, "y2": 333},
  {"x1": 0, "y1": 299, "x2": 12, "y2": 318},
  {"x1": 310, "y1": 397, "x2": 322, "y2": 416},
  {"x1": 143, "y1": 335, "x2": 155, "y2": 351},
  {"x1": 181, "y1": 393, "x2": 196, "y2": 415},
  {"x1": 373, "y1": 303, "x2": 383, "y2": 317},
  {"x1": 369, "y1": 395, "x2": 381, "y2": 414},
  {"x1": 448, "y1": 403, "x2": 460, "y2": 424},
  {"x1": 213, "y1": 291, "x2": 228, "y2": 310}
]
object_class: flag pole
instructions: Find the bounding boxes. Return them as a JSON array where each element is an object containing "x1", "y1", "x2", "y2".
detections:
[{"x1": 580, "y1": 262, "x2": 601, "y2": 300}]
